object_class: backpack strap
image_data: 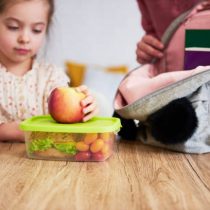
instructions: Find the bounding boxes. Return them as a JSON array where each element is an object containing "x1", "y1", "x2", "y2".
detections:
[
  {"x1": 161, "y1": 1, "x2": 210, "y2": 48},
  {"x1": 161, "y1": 10, "x2": 191, "y2": 47}
]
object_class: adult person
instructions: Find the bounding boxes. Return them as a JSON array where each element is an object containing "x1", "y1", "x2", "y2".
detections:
[{"x1": 136, "y1": 0, "x2": 202, "y2": 64}]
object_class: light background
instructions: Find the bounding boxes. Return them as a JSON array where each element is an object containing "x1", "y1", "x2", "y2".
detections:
[{"x1": 43, "y1": 0, "x2": 144, "y2": 115}]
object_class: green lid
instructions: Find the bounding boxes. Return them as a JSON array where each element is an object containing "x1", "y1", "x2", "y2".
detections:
[{"x1": 20, "y1": 115, "x2": 121, "y2": 133}]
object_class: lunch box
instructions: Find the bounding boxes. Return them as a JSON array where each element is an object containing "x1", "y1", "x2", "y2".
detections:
[{"x1": 20, "y1": 115, "x2": 121, "y2": 161}]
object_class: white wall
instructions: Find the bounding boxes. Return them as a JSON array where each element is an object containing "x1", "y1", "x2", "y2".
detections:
[
  {"x1": 46, "y1": 0, "x2": 142, "y2": 68},
  {"x1": 44, "y1": 0, "x2": 144, "y2": 116}
]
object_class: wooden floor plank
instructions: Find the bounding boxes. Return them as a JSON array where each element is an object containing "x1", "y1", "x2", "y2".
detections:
[{"x1": 185, "y1": 153, "x2": 210, "y2": 191}]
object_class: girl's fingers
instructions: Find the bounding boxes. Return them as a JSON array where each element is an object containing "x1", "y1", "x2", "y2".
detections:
[
  {"x1": 83, "y1": 107, "x2": 99, "y2": 122},
  {"x1": 83, "y1": 100, "x2": 97, "y2": 114},
  {"x1": 75, "y1": 85, "x2": 90, "y2": 95},
  {"x1": 81, "y1": 95, "x2": 94, "y2": 107},
  {"x1": 75, "y1": 86, "x2": 98, "y2": 121}
]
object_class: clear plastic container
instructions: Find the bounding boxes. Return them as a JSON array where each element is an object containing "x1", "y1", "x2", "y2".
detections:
[{"x1": 20, "y1": 115, "x2": 121, "y2": 162}]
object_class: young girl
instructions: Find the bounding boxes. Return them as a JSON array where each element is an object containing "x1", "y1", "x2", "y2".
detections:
[{"x1": 0, "y1": 0, "x2": 98, "y2": 142}]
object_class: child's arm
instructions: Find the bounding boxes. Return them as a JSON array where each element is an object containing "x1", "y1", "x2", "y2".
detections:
[
  {"x1": 0, "y1": 121, "x2": 24, "y2": 142},
  {"x1": 75, "y1": 85, "x2": 99, "y2": 122}
]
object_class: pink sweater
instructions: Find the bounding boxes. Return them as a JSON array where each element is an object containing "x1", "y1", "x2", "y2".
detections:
[{"x1": 137, "y1": 0, "x2": 201, "y2": 39}]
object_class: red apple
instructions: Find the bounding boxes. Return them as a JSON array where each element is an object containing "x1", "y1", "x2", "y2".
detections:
[{"x1": 48, "y1": 87, "x2": 86, "y2": 123}]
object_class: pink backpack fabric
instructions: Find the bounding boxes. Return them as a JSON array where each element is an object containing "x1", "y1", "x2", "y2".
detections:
[
  {"x1": 157, "y1": 1, "x2": 210, "y2": 73},
  {"x1": 115, "y1": 1, "x2": 210, "y2": 110},
  {"x1": 115, "y1": 66, "x2": 210, "y2": 108}
]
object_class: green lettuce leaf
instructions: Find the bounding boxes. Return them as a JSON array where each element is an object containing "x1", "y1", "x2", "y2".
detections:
[
  {"x1": 28, "y1": 138, "x2": 53, "y2": 153},
  {"x1": 54, "y1": 142, "x2": 77, "y2": 155}
]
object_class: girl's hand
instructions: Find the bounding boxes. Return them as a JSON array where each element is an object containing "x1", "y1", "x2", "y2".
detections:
[
  {"x1": 75, "y1": 85, "x2": 99, "y2": 122},
  {"x1": 136, "y1": 34, "x2": 164, "y2": 64},
  {"x1": 0, "y1": 121, "x2": 25, "y2": 142}
]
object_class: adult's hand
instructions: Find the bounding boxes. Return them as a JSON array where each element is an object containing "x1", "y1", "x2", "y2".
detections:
[{"x1": 136, "y1": 34, "x2": 164, "y2": 64}]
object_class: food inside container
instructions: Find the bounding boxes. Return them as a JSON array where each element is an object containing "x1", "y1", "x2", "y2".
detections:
[{"x1": 20, "y1": 115, "x2": 121, "y2": 161}]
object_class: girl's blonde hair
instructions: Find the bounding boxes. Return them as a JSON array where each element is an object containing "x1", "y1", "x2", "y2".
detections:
[{"x1": 0, "y1": 0, "x2": 54, "y2": 30}]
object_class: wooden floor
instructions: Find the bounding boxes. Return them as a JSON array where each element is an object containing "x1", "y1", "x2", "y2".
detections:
[{"x1": 0, "y1": 140, "x2": 210, "y2": 210}]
